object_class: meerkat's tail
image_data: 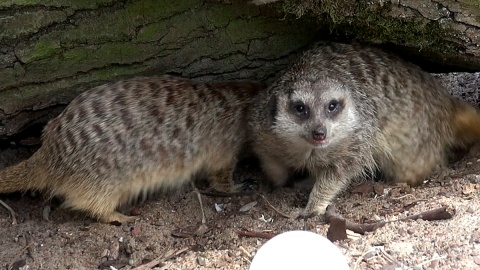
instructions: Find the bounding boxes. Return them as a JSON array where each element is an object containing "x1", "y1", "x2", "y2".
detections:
[
  {"x1": 453, "y1": 101, "x2": 480, "y2": 144},
  {"x1": 0, "y1": 151, "x2": 47, "y2": 194}
]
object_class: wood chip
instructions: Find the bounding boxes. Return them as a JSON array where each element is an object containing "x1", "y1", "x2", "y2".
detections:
[
  {"x1": 239, "y1": 201, "x2": 257, "y2": 212},
  {"x1": 326, "y1": 216, "x2": 348, "y2": 242}
]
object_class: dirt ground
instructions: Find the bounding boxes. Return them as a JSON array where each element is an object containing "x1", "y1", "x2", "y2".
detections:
[
  {"x1": 1, "y1": 72, "x2": 480, "y2": 270},
  {"x1": 0, "y1": 141, "x2": 480, "y2": 270}
]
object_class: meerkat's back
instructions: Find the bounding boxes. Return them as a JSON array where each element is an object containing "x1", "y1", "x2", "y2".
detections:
[{"x1": 0, "y1": 75, "x2": 263, "y2": 223}]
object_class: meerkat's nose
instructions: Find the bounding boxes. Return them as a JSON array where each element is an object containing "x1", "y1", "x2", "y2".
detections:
[{"x1": 312, "y1": 127, "x2": 327, "y2": 141}]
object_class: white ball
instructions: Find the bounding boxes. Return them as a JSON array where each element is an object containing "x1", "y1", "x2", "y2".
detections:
[{"x1": 249, "y1": 230, "x2": 349, "y2": 270}]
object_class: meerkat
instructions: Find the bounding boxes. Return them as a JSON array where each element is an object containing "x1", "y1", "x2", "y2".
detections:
[
  {"x1": 248, "y1": 42, "x2": 480, "y2": 219},
  {"x1": 0, "y1": 75, "x2": 264, "y2": 223}
]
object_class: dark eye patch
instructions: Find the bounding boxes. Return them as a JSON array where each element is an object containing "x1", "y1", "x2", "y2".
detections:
[
  {"x1": 290, "y1": 100, "x2": 309, "y2": 120},
  {"x1": 325, "y1": 99, "x2": 344, "y2": 117}
]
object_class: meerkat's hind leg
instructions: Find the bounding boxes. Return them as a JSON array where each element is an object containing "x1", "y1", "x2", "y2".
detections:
[{"x1": 58, "y1": 188, "x2": 137, "y2": 224}]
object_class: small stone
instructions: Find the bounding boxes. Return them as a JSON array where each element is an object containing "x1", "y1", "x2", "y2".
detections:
[
  {"x1": 466, "y1": 206, "x2": 475, "y2": 214},
  {"x1": 227, "y1": 250, "x2": 235, "y2": 257},
  {"x1": 474, "y1": 255, "x2": 480, "y2": 265},
  {"x1": 471, "y1": 231, "x2": 480, "y2": 243},
  {"x1": 130, "y1": 207, "x2": 142, "y2": 216},
  {"x1": 197, "y1": 256, "x2": 207, "y2": 266},
  {"x1": 131, "y1": 225, "x2": 141, "y2": 237}
]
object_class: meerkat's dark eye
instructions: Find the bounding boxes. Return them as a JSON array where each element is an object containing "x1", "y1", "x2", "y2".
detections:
[
  {"x1": 295, "y1": 104, "x2": 305, "y2": 113},
  {"x1": 290, "y1": 101, "x2": 309, "y2": 120},
  {"x1": 327, "y1": 100, "x2": 339, "y2": 113}
]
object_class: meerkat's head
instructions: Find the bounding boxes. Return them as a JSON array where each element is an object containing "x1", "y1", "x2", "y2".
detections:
[{"x1": 268, "y1": 77, "x2": 358, "y2": 149}]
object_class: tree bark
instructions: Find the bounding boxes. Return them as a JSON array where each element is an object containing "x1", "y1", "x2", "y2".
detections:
[
  {"x1": 0, "y1": 0, "x2": 479, "y2": 139},
  {"x1": 271, "y1": 0, "x2": 480, "y2": 70}
]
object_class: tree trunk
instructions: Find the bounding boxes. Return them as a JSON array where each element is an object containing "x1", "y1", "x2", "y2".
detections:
[{"x1": 1, "y1": 0, "x2": 479, "y2": 139}]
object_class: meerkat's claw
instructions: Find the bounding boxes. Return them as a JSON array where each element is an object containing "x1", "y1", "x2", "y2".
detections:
[
  {"x1": 100, "y1": 211, "x2": 137, "y2": 224},
  {"x1": 237, "y1": 178, "x2": 258, "y2": 192},
  {"x1": 296, "y1": 206, "x2": 327, "y2": 221}
]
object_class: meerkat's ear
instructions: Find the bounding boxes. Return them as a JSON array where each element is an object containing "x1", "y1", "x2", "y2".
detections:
[{"x1": 266, "y1": 93, "x2": 277, "y2": 126}]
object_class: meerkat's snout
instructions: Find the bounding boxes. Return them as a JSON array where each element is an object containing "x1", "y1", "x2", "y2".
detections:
[
  {"x1": 303, "y1": 125, "x2": 330, "y2": 147},
  {"x1": 311, "y1": 126, "x2": 327, "y2": 143}
]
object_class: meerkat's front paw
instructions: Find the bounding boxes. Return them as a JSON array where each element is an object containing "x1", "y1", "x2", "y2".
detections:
[{"x1": 296, "y1": 205, "x2": 327, "y2": 220}]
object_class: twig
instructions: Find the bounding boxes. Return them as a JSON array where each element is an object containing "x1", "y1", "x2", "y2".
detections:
[
  {"x1": 236, "y1": 230, "x2": 277, "y2": 239},
  {"x1": 399, "y1": 206, "x2": 454, "y2": 221},
  {"x1": 325, "y1": 205, "x2": 454, "y2": 235},
  {"x1": 257, "y1": 193, "x2": 293, "y2": 219},
  {"x1": 190, "y1": 182, "x2": 206, "y2": 224},
  {"x1": 157, "y1": 262, "x2": 173, "y2": 270},
  {"x1": 0, "y1": 199, "x2": 17, "y2": 225},
  {"x1": 239, "y1": 246, "x2": 252, "y2": 260},
  {"x1": 390, "y1": 194, "x2": 416, "y2": 200},
  {"x1": 7, "y1": 240, "x2": 34, "y2": 270},
  {"x1": 415, "y1": 254, "x2": 447, "y2": 267},
  {"x1": 132, "y1": 247, "x2": 189, "y2": 270}
]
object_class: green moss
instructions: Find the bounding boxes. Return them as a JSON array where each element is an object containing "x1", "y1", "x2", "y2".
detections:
[
  {"x1": 125, "y1": 0, "x2": 202, "y2": 23},
  {"x1": 137, "y1": 23, "x2": 169, "y2": 42},
  {"x1": 83, "y1": 65, "x2": 147, "y2": 82},
  {"x1": 276, "y1": 0, "x2": 459, "y2": 53},
  {"x1": 94, "y1": 43, "x2": 156, "y2": 64},
  {"x1": 0, "y1": 0, "x2": 117, "y2": 9},
  {"x1": 226, "y1": 18, "x2": 278, "y2": 43},
  {"x1": 0, "y1": 10, "x2": 68, "y2": 41},
  {"x1": 206, "y1": 5, "x2": 235, "y2": 27},
  {"x1": 343, "y1": 14, "x2": 441, "y2": 47},
  {"x1": 62, "y1": 48, "x2": 88, "y2": 62},
  {"x1": 24, "y1": 41, "x2": 61, "y2": 62},
  {"x1": 459, "y1": 0, "x2": 480, "y2": 23}
]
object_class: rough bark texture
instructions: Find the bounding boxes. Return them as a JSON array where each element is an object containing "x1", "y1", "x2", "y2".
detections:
[
  {"x1": 1, "y1": 0, "x2": 480, "y2": 139},
  {"x1": 274, "y1": 0, "x2": 480, "y2": 71},
  {"x1": 0, "y1": 0, "x2": 319, "y2": 138}
]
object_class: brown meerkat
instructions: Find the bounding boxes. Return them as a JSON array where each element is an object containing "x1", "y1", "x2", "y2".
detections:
[
  {"x1": 0, "y1": 75, "x2": 264, "y2": 223},
  {"x1": 248, "y1": 42, "x2": 480, "y2": 218}
]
